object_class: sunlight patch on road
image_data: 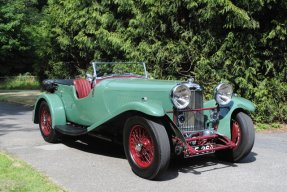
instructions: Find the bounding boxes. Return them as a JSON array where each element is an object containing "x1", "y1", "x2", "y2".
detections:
[{"x1": 35, "y1": 144, "x2": 68, "y2": 151}]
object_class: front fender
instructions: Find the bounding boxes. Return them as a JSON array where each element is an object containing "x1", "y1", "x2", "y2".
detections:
[
  {"x1": 33, "y1": 93, "x2": 66, "y2": 128},
  {"x1": 204, "y1": 96, "x2": 255, "y2": 138},
  {"x1": 114, "y1": 101, "x2": 165, "y2": 117},
  {"x1": 87, "y1": 101, "x2": 165, "y2": 131}
]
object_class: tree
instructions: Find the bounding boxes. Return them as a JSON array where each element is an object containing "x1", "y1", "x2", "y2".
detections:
[
  {"x1": 0, "y1": 0, "x2": 47, "y2": 76},
  {"x1": 43, "y1": 0, "x2": 286, "y2": 123}
]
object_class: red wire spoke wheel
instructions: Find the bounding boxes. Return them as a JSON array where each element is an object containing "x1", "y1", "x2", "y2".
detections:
[
  {"x1": 216, "y1": 112, "x2": 255, "y2": 162},
  {"x1": 129, "y1": 125, "x2": 155, "y2": 168},
  {"x1": 231, "y1": 120, "x2": 241, "y2": 148},
  {"x1": 38, "y1": 101, "x2": 59, "y2": 143},
  {"x1": 40, "y1": 104, "x2": 52, "y2": 136},
  {"x1": 123, "y1": 116, "x2": 170, "y2": 180}
]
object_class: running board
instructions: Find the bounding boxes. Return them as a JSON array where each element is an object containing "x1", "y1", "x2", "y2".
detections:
[{"x1": 54, "y1": 125, "x2": 87, "y2": 136}]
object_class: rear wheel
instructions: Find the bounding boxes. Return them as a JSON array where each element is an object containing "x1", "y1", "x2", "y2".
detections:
[
  {"x1": 39, "y1": 101, "x2": 59, "y2": 143},
  {"x1": 123, "y1": 116, "x2": 170, "y2": 179},
  {"x1": 216, "y1": 112, "x2": 255, "y2": 162}
]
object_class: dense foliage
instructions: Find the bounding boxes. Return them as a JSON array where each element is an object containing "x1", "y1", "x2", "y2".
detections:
[
  {"x1": 0, "y1": 0, "x2": 47, "y2": 75},
  {"x1": 0, "y1": 0, "x2": 286, "y2": 123},
  {"x1": 0, "y1": 73, "x2": 40, "y2": 89}
]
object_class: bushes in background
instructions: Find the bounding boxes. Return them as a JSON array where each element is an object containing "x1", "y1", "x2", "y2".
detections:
[
  {"x1": 1, "y1": 0, "x2": 286, "y2": 123},
  {"x1": 43, "y1": 0, "x2": 286, "y2": 124},
  {"x1": 0, "y1": 73, "x2": 40, "y2": 90}
]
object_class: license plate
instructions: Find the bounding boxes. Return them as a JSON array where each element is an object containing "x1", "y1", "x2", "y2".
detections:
[{"x1": 194, "y1": 144, "x2": 214, "y2": 151}]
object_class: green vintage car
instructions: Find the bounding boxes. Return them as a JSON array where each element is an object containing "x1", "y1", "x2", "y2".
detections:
[{"x1": 33, "y1": 61, "x2": 255, "y2": 179}]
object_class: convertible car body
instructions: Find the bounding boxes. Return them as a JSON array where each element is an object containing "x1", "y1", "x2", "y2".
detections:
[{"x1": 33, "y1": 61, "x2": 255, "y2": 179}]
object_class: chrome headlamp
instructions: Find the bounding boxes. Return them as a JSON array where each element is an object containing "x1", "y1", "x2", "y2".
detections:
[
  {"x1": 171, "y1": 84, "x2": 191, "y2": 109},
  {"x1": 214, "y1": 83, "x2": 233, "y2": 105}
]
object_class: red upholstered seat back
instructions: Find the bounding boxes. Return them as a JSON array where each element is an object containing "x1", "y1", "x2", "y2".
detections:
[{"x1": 73, "y1": 79, "x2": 92, "y2": 99}]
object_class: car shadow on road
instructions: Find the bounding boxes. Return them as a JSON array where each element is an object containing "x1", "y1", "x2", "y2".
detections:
[
  {"x1": 0, "y1": 102, "x2": 33, "y2": 116},
  {"x1": 0, "y1": 121, "x2": 38, "y2": 136},
  {"x1": 62, "y1": 136, "x2": 126, "y2": 159},
  {"x1": 0, "y1": 102, "x2": 37, "y2": 136},
  {"x1": 62, "y1": 136, "x2": 257, "y2": 181},
  {"x1": 159, "y1": 151, "x2": 257, "y2": 180}
]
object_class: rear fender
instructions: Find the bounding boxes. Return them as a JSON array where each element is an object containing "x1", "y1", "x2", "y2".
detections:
[
  {"x1": 33, "y1": 93, "x2": 66, "y2": 128},
  {"x1": 204, "y1": 96, "x2": 255, "y2": 138}
]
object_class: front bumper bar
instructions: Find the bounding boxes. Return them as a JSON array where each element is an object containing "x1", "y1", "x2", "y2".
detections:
[{"x1": 174, "y1": 134, "x2": 236, "y2": 157}]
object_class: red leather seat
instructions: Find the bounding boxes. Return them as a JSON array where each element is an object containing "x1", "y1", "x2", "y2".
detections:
[{"x1": 73, "y1": 79, "x2": 92, "y2": 99}]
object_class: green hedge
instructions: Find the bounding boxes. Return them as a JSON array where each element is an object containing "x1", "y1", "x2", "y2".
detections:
[
  {"x1": 0, "y1": 73, "x2": 40, "y2": 90},
  {"x1": 42, "y1": 0, "x2": 286, "y2": 123},
  {"x1": 3, "y1": 0, "x2": 285, "y2": 123}
]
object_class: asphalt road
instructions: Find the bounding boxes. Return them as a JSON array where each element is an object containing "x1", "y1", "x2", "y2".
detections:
[{"x1": 0, "y1": 102, "x2": 286, "y2": 192}]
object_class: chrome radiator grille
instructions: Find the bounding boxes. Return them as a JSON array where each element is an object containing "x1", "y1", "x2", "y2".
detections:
[{"x1": 175, "y1": 90, "x2": 205, "y2": 135}]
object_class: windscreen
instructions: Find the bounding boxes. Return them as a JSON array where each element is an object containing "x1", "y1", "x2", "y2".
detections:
[{"x1": 93, "y1": 62, "x2": 146, "y2": 78}]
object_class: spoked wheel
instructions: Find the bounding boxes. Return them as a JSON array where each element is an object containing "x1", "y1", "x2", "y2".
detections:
[
  {"x1": 231, "y1": 120, "x2": 241, "y2": 147},
  {"x1": 216, "y1": 112, "x2": 255, "y2": 162},
  {"x1": 123, "y1": 116, "x2": 170, "y2": 180},
  {"x1": 39, "y1": 101, "x2": 59, "y2": 143},
  {"x1": 129, "y1": 125, "x2": 155, "y2": 168}
]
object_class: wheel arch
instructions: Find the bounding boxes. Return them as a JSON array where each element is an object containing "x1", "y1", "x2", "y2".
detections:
[
  {"x1": 124, "y1": 112, "x2": 177, "y2": 140},
  {"x1": 215, "y1": 96, "x2": 255, "y2": 139},
  {"x1": 231, "y1": 108, "x2": 251, "y2": 119},
  {"x1": 218, "y1": 107, "x2": 254, "y2": 139},
  {"x1": 86, "y1": 101, "x2": 166, "y2": 132},
  {"x1": 92, "y1": 110, "x2": 177, "y2": 145},
  {"x1": 33, "y1": 97, "x2": 46, "y2": 124},
  {"x1": 33, "y1": 94, "x2": 66, "y2": 128}
]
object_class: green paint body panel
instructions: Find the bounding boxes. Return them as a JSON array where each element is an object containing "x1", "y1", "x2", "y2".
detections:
[
  {"x1": 33, "y1": 77, "x2": 255, "y2": 139},
  {"x1": 86, "y1": 78, "x2": 179, "y2": 130},
  {"x1": 33, "y1": 93, "x2": 66, "y2": 128},
  {"x1": 33, "y1": 78, "x2": 180, "y2": 131},
  {"x1": 204, "y1": 96, "x2": 255, "y2": 138}
]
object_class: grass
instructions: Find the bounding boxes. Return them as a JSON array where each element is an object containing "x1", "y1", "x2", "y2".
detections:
[
  {"x1": 0, "y1": 151, "x2": 66, "y2": 192},
  {"x1": 0, "y1": 90, "x2": 41, "y2": 106},
  {"x1": 0, "y1": 73, "x2": 40, "y2": 90},
  {"x1": 255, "y1": 122, "x2": 286, "y2": 132}
]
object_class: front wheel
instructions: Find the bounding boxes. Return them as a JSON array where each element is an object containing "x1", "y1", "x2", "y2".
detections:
[
  {"x1": 216, "y1": 112, "x2": 255, "y2": 162},
  {"x1": 123, "y1": 116, "x2": 170, "y2": 180}
]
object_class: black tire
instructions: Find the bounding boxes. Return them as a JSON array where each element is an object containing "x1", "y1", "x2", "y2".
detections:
[
  {"x1": 123, "y1": 116, "x2": 170, "y2": 180},
  {"x1": 216, "y1": 112, "x2": 255, "y2": 162},
  {"x1": 39, "y1": 101, "x2": 59, "y2": 143}
]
